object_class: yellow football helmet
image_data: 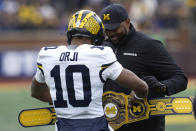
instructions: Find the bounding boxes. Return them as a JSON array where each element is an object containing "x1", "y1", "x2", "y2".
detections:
[{"x1": 67, "y1": 10, "x2": 105, "y2": 45}]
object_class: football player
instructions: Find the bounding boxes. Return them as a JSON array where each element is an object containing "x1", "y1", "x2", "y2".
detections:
[{"x1": 31, "y1": 10, "x2": 148, "y2": 131}]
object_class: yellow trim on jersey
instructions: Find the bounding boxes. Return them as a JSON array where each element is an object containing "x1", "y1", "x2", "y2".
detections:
[
  {"x1": 37, "y1": 65, "x2": 43, "y2": 70},
  {"x1": 101, "y1": 61, "x2": 116, "y2": 70},
  {"x1": 101, "y1": 66, "x2": 109, "y2": 70}
]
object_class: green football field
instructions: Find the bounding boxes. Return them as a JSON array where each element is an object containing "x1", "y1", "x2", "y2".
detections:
[{"x1": 0, "y1": 79, "x2": 196, "y2": 131}]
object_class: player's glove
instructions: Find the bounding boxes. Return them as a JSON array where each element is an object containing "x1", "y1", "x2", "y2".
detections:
[{"x1": 142, "y1": 76, "x2": 167, "y2": 97}]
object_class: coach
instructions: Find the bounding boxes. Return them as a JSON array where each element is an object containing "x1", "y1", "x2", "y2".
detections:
[{"x1": 100, "y1": 4, "x2": 188, "y2": 131}]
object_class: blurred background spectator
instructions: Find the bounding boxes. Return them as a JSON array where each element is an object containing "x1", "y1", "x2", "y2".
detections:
[
  {"x1": 0, "y1": 0, "x2": 194, "y2": 35},
  {"x1": 0, "y1": 0, "x2": 111, "y2": 31},
  {"x1": 0, "y1": 0, "x2": 196, "y2": 79}
]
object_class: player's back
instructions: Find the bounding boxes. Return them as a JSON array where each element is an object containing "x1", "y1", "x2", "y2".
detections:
[{"x1": 37, "y1": 44, "x2": 117, "y2": 119}]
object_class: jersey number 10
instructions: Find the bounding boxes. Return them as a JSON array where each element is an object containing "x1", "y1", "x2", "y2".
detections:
[{"x1": 50, "y1": 65, "x2": 92, "y2": 108}]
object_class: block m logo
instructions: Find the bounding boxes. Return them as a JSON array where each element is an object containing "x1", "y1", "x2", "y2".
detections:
[
  {"x1": 103, "y1": 14, "x2": 110, "y2": 21},
  {"x1": 133, "y1": 105, "x2": 142, "y2": 112},
  {"x1": 105, "y1": 106, "x2": 117, "y2": 115}
]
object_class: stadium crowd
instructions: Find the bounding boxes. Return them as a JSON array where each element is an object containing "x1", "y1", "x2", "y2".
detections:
[
  {"x1": 0, "y1": 0, "x2": 110, "y2": 30},
  {"x1": 0, "y1": 0, "x2": 195, "y2": 31}
]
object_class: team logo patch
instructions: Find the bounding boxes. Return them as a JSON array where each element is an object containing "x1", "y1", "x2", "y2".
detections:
[
  {"x1": 129, "y1": 101, "x2": 145, "y2": 117},
  {"x1": 103, "y1": 14, "x2": 110, "y2": 21},
  {"x1": 156, "y1": 102, "x2": 166, "y2": 112},
  {"x1": 104, "y1": 103, "x2": 118, "y2": 118}
]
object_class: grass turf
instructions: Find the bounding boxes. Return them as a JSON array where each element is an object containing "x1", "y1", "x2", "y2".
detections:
[{"x1": 0, "y1": 87, "x2": 54, "y2": 131}]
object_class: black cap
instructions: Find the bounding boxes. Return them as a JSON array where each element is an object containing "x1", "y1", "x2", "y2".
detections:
[{"x1": 100, "y1": 4, "x2": 128, "y2": 30}]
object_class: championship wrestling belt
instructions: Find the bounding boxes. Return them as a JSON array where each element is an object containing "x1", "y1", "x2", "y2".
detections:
[
  {"x1": 103, "y1": 91, "x2": 193, "y2": 130},
  {"x1": 18, "y1": 91, "x2": 194, "y2": 129}
]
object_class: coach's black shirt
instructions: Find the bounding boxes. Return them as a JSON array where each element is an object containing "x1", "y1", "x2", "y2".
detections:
[{"x1": 103, "y1": 24, "x2": 188, "y2": 131}]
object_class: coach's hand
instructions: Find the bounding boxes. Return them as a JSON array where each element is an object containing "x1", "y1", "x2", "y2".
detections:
[{"x1": 142, "y1": 76, "x2": 167, "y2": 97}]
